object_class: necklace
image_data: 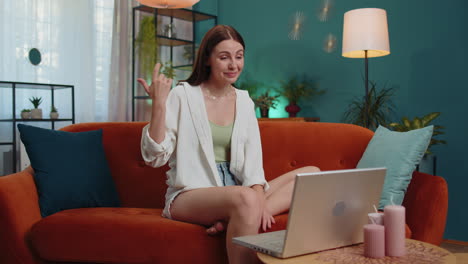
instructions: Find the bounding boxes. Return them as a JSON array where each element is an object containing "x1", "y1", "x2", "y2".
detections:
[{"x1": 202, "y1": 85, "x2": 235, "y2": 100}]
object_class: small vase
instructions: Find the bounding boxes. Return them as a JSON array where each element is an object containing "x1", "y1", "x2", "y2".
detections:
[
  {"x1": 50, "y1": 112, "x2": 59, "y2": 119},
  {"x1": 285, "y1": 102, "x2": 301, "y2": 117},
  {"x1": 31, "y1": 108, "x2": 42, "y2": 119},
  {"x1": 165, "y1": 23, "x2": 176, "y2": 38},
  {"x1": 21, "y1": 112, "x2": 31, "y2": 119},
  {"x1": 260, "y1": 107, "x2": 269, "y2": 118}
]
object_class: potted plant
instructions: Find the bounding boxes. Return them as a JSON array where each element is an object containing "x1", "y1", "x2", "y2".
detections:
[
  {"x1": 29, "y1": 96, "x2": 43, "y2": 119},
  {"x1": 342, "y1": 81, "x2": 396, "y2": 130},
  {"x1": 388, "y1": 112, "x2": 447, "y2": 154},
  {"x1": 183, "y1": 44, "x2": 198, "y2": 64},
  {"x1": 161, "y1": 61, "x2": 176, "y2": 79},
  {"x1": 277, "y1": 75, "x2": 325, "y2": 117},
  {"x1": 50, "y1": 106, "x2": 59, "y2": 119},
  {"x1": 254, "y1": 91, "x2": 280, "y2": 118},
  {"x1": 388, "y1": 112, "x2": 447, "y2": 174},
  {"x1": 21, "y1": 109, "x2": 31, "y2": 119},
  {"x1": 164, "y1": 23, "x2": 176, "y2": 38},
  {"x1": 136, "y1": 16, "x2": 159, "y2": 82}
]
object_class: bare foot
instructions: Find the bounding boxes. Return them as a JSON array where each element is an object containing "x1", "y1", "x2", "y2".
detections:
[{"x1": 206, "y1": 221, "x2": 226, "y2": 235}]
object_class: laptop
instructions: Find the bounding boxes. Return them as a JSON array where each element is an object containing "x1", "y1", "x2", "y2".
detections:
[{"x1": 232, "y1": 167, "x2": 386, "y2": 258}]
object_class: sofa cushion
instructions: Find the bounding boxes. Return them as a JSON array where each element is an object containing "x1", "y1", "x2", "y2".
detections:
[
  {"x1": 18, "y1": 124, "x2": 120, "y2": 217},
  {"x1": 357, "y1": 125, "x2": 433, "y2": 209},
  {"x1": 29, "y1": 207, "x2": 288, "y2": 264},
  {"x1": 30, "y1": 208, "x2": 224, "y2": 264},
  {"x1": 59, "y1": 122, "x2": 169, "y2": 209}
]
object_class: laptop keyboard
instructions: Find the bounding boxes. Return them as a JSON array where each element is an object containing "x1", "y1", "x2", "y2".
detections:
[
  {"x1": 259, "y1": 237, "x2": 285, "y2": 252},
  {"x1": 254, "y1": 231, "x2": 286, "y2": 253}
]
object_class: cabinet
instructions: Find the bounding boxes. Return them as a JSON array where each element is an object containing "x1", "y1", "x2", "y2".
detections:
[
  {"x1": 131, "y1": 5, "x2": 217, "y2": 121},
  {"x1": 0, "y1": 81, "x2": 75, "y2": 175}
]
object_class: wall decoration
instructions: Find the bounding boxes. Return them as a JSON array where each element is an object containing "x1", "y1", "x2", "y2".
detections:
[
  {"x1": 318, "y1": 0, "x2": 333, "y2": 22},
  {"x1": 288, "y1": 11, "x2": 305, "y2": 40},
  {"x1": 323, "y1": 33, "x2": 337, "y2": 53},
  {"x1": 28, "y1": 48, "x2": 42, "y2": 66}
]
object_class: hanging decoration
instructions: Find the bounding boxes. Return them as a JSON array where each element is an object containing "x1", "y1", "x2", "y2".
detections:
[
  {"x1": 323, "y1": 33, "x2": 337, "y2": 53},
  {"x1": 288, "y1": 11, "x2": 306, "y2": 41},
  {"x1": 318, "y1": 0, "x2": 333, "y2": 22}
]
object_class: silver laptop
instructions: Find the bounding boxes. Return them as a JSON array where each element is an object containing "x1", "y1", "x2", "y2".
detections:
[{"x1": 232, "y1": 167, "x2": 386, "y2": 258}]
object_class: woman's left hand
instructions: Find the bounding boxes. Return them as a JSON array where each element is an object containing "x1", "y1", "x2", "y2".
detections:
[
  {"x1": 261, "y1": 207, "x2": 276, "y2": 232},
  {"x1": 251, "y1": 184, "x2": 276, "y2": 232}
]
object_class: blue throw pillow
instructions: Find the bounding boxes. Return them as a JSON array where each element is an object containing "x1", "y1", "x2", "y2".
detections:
[
  {"x1": 357, "y1": 125, "x2": 433, "y2": 209},
  {"x1": 18, "y1": 124, "x2": 120, "y2": 217}
]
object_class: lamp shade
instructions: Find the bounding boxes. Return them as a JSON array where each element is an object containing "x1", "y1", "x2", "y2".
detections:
[
  {"x1": 137, "y1": 0, "x2": 200, "y2": 9},
  {"x1": 342, "y1": 8, "x2": 390, "y2": 58}
]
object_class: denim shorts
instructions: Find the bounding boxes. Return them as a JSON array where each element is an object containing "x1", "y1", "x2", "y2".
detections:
[{"x1": 216, "y1": 162, "x2": 238, "y2": 186}]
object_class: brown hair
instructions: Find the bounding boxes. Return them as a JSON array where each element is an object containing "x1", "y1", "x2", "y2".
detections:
[{"x1": 184, "y1": 25, "x2": 245, "y2": 86}]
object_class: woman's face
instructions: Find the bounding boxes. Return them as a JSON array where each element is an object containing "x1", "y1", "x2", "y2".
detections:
[{"x1": 207, "y1": 39, "x2": 244, "y2": 85}]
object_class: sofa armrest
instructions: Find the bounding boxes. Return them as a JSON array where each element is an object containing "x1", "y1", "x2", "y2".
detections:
[
  {"x1": 0, "y1": 168, "x2": 45, "y2": 264},
  {"x1": 403, "y1": 171, "x2": 448, "y2": 246}
]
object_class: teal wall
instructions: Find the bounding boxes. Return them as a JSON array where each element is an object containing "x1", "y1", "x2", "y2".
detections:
[{"x1": 196, "y1": 0, "x2": 468, "y2": 241}]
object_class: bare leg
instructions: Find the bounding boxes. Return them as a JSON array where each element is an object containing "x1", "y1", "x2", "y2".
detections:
[
  {"x1": 170, "y1": 186, "x2": 262, "y2": 264},
  {"x1": 265, "y1": 166, "x2": 320, "y2": 216}
]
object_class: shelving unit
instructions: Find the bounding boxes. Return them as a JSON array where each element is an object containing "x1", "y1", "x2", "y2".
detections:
[
  {"x1": 0, "y1": 81, "x2": 75, "y2": 175},
  {"x1": 131, "y1": 5, "x2": 217, "y2": 121}
]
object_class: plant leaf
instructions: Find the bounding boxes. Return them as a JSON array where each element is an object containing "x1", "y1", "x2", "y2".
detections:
[{"x1": 421, "y1": 112, "x2": 440, "y2": 126}]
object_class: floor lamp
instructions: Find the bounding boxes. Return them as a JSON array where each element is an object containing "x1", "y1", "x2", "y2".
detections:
[{"x1": 342, "y1": 8, "x2": 390, "y2": 128}]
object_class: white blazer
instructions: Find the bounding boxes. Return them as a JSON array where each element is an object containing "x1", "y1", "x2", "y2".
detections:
[{"x1": 141, "y1": 82, "x2": 269, "y2": 218}]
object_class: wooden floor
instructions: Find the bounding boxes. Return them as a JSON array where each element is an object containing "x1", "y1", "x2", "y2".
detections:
[{"x1": 440, "y1": 240, "x2": 468, "y2": 253}]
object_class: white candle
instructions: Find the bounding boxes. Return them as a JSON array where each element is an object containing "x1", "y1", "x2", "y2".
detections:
[
  {"x1": 364, "y1": 224, "x2": 385, "y2": 258},
  {"x1": 368, "y1": 212, "x2": 384, "y2": 225},
  {"x1": 384, "y1": 205, "x2": 406, "y2": 256}
]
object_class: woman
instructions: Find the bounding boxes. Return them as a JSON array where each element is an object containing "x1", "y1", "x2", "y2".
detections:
[{"x1": 139, "y1": 25, "x2": 319, "y2": 264}]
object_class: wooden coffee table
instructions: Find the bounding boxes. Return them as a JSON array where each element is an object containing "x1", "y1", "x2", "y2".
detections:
[
  {"x1": 455, "y1": 253, "x2": 468, "y2": 264},
  {"x1": 257, "y1": 239, "x2": 456, "y2": 264}
]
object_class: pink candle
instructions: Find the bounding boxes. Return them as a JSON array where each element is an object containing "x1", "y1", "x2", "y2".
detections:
[
  {"x1": 364, "y1": 224, "x2": 385, "y2": 258},
  {"x1": 384, "y1": 205, "x2": 406, "y2": 256}
]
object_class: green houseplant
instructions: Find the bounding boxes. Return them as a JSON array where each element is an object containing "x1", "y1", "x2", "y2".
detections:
[
  {"x1": 161, "y1": 61, "x2": 176, "y2": 79},
  {"x1": 50, "y1": 106, "x2": 59, "y2": 119},
  {"x1": 29, "y1": 96, "x2": 43, "y2": 119},
  {"x1": 277, "y1": 75, "x2": 325, "y2": 117},
  {"x1": 254, "y1": 91, "x2": 280, "y2": 118},
  {"x1": 388, "y1": 112, "x2": 446, "y2": 155},
  {"x1": 21, "y1": 109, "x2": 31, "y2": 119},
  {"x1": 136, "y1": 16, "x2": 159, "y2": 81},
  {"x1": 183, "y1": 44, "x2": 199, "y2": 63},
  {"x1": 389, "y1": 112, "x2": 446, "y2": 175},
  {"x1": 342, "y1": 81, "x2": 396, "y2": 130}
]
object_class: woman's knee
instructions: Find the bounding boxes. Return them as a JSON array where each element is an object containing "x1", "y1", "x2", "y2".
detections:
[
  {"x1": 232, "y1": 187, "x2": 261, "y2": 210},
  {"x1": 286, "y1": 166, "x2": 320, "y2": 182},
  {"x1": 297, "y1": 166, "x2": 320, "y2": 174},
  {"x1": 229, "y1": 187, "x2": 262, "y2": 222}
]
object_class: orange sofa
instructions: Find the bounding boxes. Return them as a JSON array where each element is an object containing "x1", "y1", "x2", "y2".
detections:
[{"x1": 0, "y1": 122, "x2": 448, "y2": 264}]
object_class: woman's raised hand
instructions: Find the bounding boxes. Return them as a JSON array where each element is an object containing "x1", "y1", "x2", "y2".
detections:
[{"x1": 137, "y1": 63, "x2": 172, "y2": 107}]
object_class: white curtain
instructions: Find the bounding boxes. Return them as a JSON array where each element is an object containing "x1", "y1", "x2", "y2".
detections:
[
  {"x1": 107, "y1": 0, "x2": 135, "y2": 122},
  {"x1": 0, "y1": 0, "x2": 114, "y2": 123}
]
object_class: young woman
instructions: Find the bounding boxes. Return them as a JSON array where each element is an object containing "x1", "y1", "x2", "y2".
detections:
[{"x1": 139, "y1": 25, "x2": 319, "y2": 264}]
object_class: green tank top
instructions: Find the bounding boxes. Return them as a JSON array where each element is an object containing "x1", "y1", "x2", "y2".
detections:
[{"x1": 209, "y1": 121, "x2": 234, "y2": 162}]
